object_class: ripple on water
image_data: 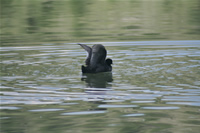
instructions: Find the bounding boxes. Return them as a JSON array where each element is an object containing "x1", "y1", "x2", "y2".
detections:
[
  {"x1": 131, "y1": 101, "x2": 155, "y2": 103},
  {"x1": 1, "y1": 76, "x2": 28, "y2": 81},
  {"x1": 28, "y1": 86, "x2": 68, "y2": 90},
  {"x1": 0, "y1": 117, "x2": 10, "y2": 120},
  {"x1": 84, "y1": 88, "x2": 112, "y2": 91},
  {"x1": 83, "y1": 98, "x2": 103, "y2": 102},
  {"x1": 1, "y1": 41, "x2": 200, "y2": 131},
  {"x1": 123, "y1": 113, "x2": 145, "y2": 117},
  {"x1": 0, "y1": 53, "x2": 19, "y2": 56},
  {"x1": 102, "y1": 100, "x2": 125, "y2": 103},
  {"x1": 98, "y1": 104, "x2": 138, "y2": 108},
  {"x1": 141, "y1": 106, "x2": 180, "y2": 110},
  {"x1": 173, "y1": 89, "x2": 200, "y2": 92},
  {"x1": 0, "y1": 106, "x2": 21, "y2": 110},
  {"x1": 162, "y1": 96, "x2": 200, "y2": 102},
  {"x1": 60, "y1": 103, "x2": 79, "y2": 105},
  {"x1": 1, "y1": 100, "x2": 61, "y2": 105},
  {"x1": 61, "y1": 111, "x2": 106, "y2": 115},
  {"x1": 29, "y1": 108, "x2": 65, "y2": 112},
  {"x1": 166, "y1": 102, "x2": 200, "y2": 107}
]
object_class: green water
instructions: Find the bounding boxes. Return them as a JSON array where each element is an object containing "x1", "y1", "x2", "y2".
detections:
[
  {"x1": 1, "y1": 0, "x2": 200, "y2": 45},
  {"x1": 1, "y1": 0, "x2": 200, "y2": 133}
]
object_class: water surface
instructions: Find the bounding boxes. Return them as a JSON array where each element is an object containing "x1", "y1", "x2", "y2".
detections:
[
  {"x1": 1, "y1": 0, "x2": 200, "y2": 133},
  {"x1": 1, "y1": 41, "x2": 200, "y2": 133}
]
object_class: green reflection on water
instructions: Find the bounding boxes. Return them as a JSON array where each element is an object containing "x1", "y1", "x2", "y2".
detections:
[{"x1": 1, "y1": 0, "x2": 200, "y2": 45}]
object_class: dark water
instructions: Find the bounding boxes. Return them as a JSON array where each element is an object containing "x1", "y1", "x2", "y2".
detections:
[{"x1": 1, "y1": 1, "x2": 200, "y2": 133}]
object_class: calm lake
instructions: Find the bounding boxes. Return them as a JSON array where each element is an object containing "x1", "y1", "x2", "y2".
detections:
[{"x1": 1, "y1": 0, "x2": 200, "y2": 133}]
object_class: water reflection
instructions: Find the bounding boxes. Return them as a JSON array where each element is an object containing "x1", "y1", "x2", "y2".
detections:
[
  {"x1": 1, "y1": 1, "x2": 200, "y2": 44},
  {"x1": 81, "y1": 72, "x2": 113, "y2": 88},
  {"x1": 70, "y1": 0, "x2": 88, "y2": 38}
]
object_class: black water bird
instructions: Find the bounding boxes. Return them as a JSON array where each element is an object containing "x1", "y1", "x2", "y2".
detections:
[{"x1": 79, "y1": 44, "x2": 113, "y2": 73}]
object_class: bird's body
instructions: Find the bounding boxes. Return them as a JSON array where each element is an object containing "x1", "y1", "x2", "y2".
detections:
[{"x1": 79, "y1": 44, "x2": 113, "y2": 73}]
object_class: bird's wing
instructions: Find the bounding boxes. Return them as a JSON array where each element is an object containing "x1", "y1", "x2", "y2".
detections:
[
  {"x1": 78, "y1": 43, "x2": 92, "y2": 65},
  {"x1": 90, "y1": 44, "x2": 107, "y2": 69}
]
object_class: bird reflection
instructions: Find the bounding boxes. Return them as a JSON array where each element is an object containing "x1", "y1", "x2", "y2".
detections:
[{"x1": 81, "y1": 72, "x2": 113, "y2": 88}]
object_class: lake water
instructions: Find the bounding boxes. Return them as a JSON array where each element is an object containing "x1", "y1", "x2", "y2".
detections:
[
  {"x1": 1, "y1": 1, "x2": 200, "y2": 133},
  {"x1": 1, "y1": 41, "x2": 200, "y2": 133}
]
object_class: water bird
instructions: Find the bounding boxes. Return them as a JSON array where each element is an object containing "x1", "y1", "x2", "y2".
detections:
[{"x1": 79, "y1": 44, "x2": 113, "y2": 73}]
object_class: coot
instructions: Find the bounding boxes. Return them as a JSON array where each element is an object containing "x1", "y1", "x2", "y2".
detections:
[{"x1": 79, "y1": 44, "x2": 113, "y2": 73}]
